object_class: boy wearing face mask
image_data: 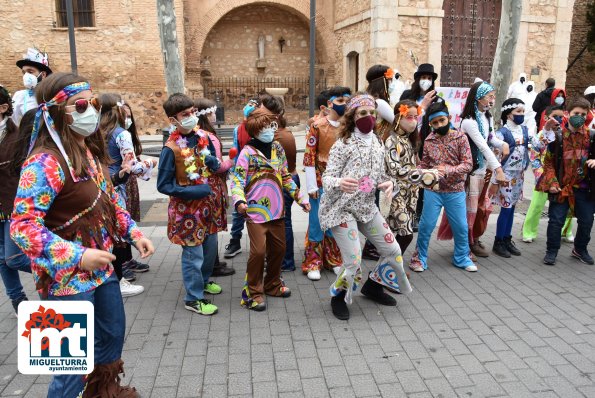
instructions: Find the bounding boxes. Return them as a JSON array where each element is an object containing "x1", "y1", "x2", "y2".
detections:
[
  {"x1": 538, "y1": 97, "x2": 595, "y2": 266},
  {"x1": 157, "y1": 93, "x2": 224, "y2": 315},
  {"x1": 410, "y1": 102, "x2": 476, "y2": 273},
  {"x1": 302, "y1": 86, "x2": 351, "y2": 280},
  {"x1": 487, "y1": 99, "x2": 531, "y2": 258},
  {"x1": 522, "y1": 105, "x2": 574, "y2": 243},
  {"x1": 12, "y1": 48, "x2": 52, "y2": 127},
  {"x1": 231, "y1": 108, "x2": 310, "y2": 311}
]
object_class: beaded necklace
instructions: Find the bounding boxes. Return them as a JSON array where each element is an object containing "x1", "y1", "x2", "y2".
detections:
[{"x1": 169, "y1": 128, "x2": 211, "y2": 181}]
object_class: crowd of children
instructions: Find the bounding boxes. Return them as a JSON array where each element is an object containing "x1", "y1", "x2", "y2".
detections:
[{"x1": 1, "y1": 48, "x2": 594, "y2": 396}]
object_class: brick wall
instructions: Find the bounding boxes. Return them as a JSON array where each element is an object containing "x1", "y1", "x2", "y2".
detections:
[
  {"x1": 566, "y1": 0, "x2": 595, "y2": 98},
  {"x1": 0, "y1": 0, "x2": 184, "y2": 134}
]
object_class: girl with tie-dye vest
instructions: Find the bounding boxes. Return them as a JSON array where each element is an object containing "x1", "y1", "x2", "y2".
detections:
[{"x1": 231, "y1": 107, "x2": 310, "y2": 311}]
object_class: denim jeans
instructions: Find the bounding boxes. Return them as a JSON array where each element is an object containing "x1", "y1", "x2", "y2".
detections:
[
  {"x1": 0, "y1": 221, "x2": 32, "y2": 301},
  {"x1": 547, "y1": 189, "x2": 595, "y2": 254},
  {"x1": 282, "y1": 174, "x2": 300, "y2": 270},
  {"x1": 230, "y1": 210, "x2": 245, "y2": 240},
  {"x1": 46, "y1": 273, "x2": 125, "y2": 398},
  {"x1": 181, "y1": 234, "x2": 217, "y2": 302}
]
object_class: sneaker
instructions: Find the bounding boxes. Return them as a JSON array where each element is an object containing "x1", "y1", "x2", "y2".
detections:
[
  {"x1": 543, "y1": 252, "x2": 557, "y2": 266},
  {"x1": 571, "y1": 249, "x2": 594, "y2": 265},
  {"x1": 205, "y1": 281, "x2": 222, "y2": 295},
  {"x1": 307, "y1": 270, "x2": 321, "y2": 280},
  {"x1": 12, "y1": 296, "x2": 28, "y2": 317},
  {"x1": 122, "y1": 267, "x2": 137, "y2": 282},
  {"x1": 120, "y1": 279, "x2": 144, "y2": 297},
  {"x1": 224, "y1": 238, "x2": 242, "y2": 258},
  {"x1": 128, "y1": 259, "x2": 150, "y2": 273},
  {"x1": 185, "y1": 299, "x2": 218, "y2": 315},
  {"x1": 563, "y1": 234, "x2": 575, "y2": 243},
  {"x1": 332, "y1": 266, "x2": 342, "y2": 276},
  {"x1": 522, "y1": 237, "x2": 534, "y2": 243},
  {"x1": 279, "y1": 286, "x2": 291, "y2": 298},
  {"x1": 465, "y1": 265, "x2": 478, "y2": 272},
  {"x1": 409, "y1": 263, "x2": 424, "y2": 272}
]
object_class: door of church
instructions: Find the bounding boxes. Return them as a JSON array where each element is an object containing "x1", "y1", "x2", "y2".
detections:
[{"x1": 440, "y1": 0, "x2": 502, "y2": 87}]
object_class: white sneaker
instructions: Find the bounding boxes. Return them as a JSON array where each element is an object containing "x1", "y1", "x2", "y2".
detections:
[
  {"x1": 465, "y1": 265, "x2": 478, "y2": 272},
  {"x1": 563, "y1": 234, "x2": 575, "y2": 243},
  {"x1": 522, "y1": 237, "x2": 533, "y2": 243},
  {"x1": 307, "y1": 270, "x2": 321, "y2": 280},
  {"x1": 120, "y1": 279, "x2": 144, "y2": 297},
  {"x1": 332, "y1": 266, "x2": 342, "y2": 276}
]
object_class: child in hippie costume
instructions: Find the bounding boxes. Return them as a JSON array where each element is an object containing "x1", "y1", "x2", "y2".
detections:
[
  {"x1": 488, "y1": 98, "x2": 530, "y2": 258},
  {"x1": 319, "y1": 93, "x2": 412, "y2": 321},
  {"x1": 231, "y1": 107, "x2": 310, "y2": 311},
  {"x1": 522, "y1": 105, "x2": 574, "y2": 243},
  {"x1": 302, "y1": 86, "x2": 351, "y2": 280},
  {"x1": 10, "y1": 73, "x2": 155, "y2": 398},
  {"x1": 157, "y1": 93, "x2": 225, "y2": 316},
  {"x1": 409, "y1": 101, "x2": 476, "y2": 273}
]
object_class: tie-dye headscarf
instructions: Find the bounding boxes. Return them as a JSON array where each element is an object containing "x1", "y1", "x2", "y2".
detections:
[
  {"x1": 28, "y1": 81, "x2": 91, "y2": 182},
  {"x1": 473, "y1": 81, "x2": 495, "y2": 169}
]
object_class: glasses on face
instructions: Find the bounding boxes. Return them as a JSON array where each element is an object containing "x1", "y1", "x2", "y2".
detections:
[
  {"x1": 65, "y1": 97, "x2": 100, "y2": 114},
  {"x1": 356, "y1": 109, "x2": 377, "y2": 118}
]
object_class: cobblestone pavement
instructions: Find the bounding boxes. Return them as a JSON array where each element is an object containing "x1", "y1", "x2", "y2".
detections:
[
  {"x1": 1, "y1": 135, "x2": 594, "y2": 397},
  {"x1": 1, "y1": 216, "x2": 595, "y2": 398}
]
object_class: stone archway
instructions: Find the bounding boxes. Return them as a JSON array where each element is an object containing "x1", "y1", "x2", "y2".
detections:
[{"x1": 184, "y1": 0, "x2": 335, "y2": 88}]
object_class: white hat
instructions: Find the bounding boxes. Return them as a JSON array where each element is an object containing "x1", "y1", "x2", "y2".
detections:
[
  {"x1": 584, "y1": 86, "x2": 595, "y2": 96},
  {"x1": 16, "y1": 48, "x2": 52, "y2": 74}
]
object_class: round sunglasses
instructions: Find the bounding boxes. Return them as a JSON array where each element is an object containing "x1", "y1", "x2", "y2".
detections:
[{"x1": 65, "y1": 97, "x2": 101, "y2": 114}]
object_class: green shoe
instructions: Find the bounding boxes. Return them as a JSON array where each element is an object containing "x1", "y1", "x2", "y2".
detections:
[
  {"x1": 205, "y1": 281, "x2": 222, "y2": 295},
  {"x1": 185, "y1": 299, "x2": 218, "y2": 315}
]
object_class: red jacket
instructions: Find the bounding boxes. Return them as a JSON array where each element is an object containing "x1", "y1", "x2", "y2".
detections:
[{"x1": 538, "y1": 88, "x2": 566, "y2": 131}]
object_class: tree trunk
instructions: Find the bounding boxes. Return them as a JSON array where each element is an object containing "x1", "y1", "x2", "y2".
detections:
[
  {"x1": 490, "y1": 0, "x2": 522, "y2": 125},
  {"x1": 157, "y1": 0, "x2": 184, "y2": 95}
]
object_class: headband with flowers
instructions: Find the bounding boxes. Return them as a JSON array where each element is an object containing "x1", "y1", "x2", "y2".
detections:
[
  {"x1": 29, "y1": 81, "x2": 93, "y2": 182},
  {"x1": 196, "y1": 106, "x2": 217, "y2": 117}
]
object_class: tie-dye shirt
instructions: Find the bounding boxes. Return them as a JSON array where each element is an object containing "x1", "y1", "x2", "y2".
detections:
[
  {"x1": 10, "y1": 152, "x2": 144, "y2": 297},
  {"x1": 231, "y1": 141, "x2": 306, "y2": 223}
]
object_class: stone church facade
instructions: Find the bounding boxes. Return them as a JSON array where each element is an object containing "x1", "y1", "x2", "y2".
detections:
[{"x1": 0, "y1": 0, "x2": 586, "y2": 131}]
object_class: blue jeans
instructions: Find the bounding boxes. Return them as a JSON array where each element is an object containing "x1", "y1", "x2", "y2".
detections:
[
  {"x1": 181, "y1": 234, "x2": 217, "y2": 302},
  {"x1": 282, "y1": 174, "x2": 300, "y2": 270},
  {"x1": 46, "y1": 273, "x2": 125, "y2": 398},
  {"x1": 0, "y1": 221, "x2": 31, "y2": 301},
  {"x1": 547, "y1": 189, "x2": 595, "y2": 254},
  {"x1": 230, "y1": 210, "x2": 245, "y2": 240},
  {"x1": 417, "y1": 190, "x2": 472, "y2": 268}
]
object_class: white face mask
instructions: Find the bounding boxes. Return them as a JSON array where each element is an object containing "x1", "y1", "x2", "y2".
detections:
[
  {"x1": 23, "y1": 72, "x2": 40, "y2": 89},
  {"x1": 124, "y1": 117, "x2": 133, "y2": 130},
  {"x1": 178, "y1": 115, "x2": 198, "y2": 132},
  {"x1": 68, "y1": 105, "x2": 100, "y2": 137},
  {"x1": 419, "y1": 79, "x2": 432, "y2": 91},
  {"x1": 554, "y1": 97, "x2": 564, "y2": 106}
]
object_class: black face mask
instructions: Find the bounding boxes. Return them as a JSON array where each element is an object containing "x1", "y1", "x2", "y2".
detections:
[
  {"x1": 527, "y1": 86, "x2": 533, "y2": 93},
  {"x1": 435, "y1": 124, "x2": 450, "y2": 136},
  {"x1": 520, "y1": 78, "x2": 526, "y2": 84}
]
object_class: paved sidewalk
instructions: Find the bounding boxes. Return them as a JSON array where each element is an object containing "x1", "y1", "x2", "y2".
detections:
[{"x1": 1, "y1": 132, "x2": 595, "y2": 397}]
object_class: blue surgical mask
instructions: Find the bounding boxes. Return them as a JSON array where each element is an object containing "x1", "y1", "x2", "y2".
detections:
[
  {"x1": 258, "y1": 128, "x2": 275, "y2": 143},
  {"x1": 512, "y1": 114, "x2": 525, "y2": 125}
]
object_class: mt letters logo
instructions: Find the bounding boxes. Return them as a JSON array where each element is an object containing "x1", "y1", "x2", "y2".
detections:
[{"x1": 18, "y1": 301, "x2": 94, "y2": 374}]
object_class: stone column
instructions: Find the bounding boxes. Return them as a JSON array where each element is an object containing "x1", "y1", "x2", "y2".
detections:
[
  {"x1": 550, "y1": 0, "x2": 575, "y2": 87},
  {"x1": 369, "y1": 0, "x2": 400, "y2": 67}
]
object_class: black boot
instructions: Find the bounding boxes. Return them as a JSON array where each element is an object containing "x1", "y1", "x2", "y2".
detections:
[
  {"x1": 331, "y1": 290, "x2": 350, "y2": 320},
  {"x1": 362, "y1": 240, "x2": 380, "y2": 261},
  {"x1": 492, "y1": 237, "x2": 511, "y2": 258},
  {"x1": 361, "y1": 275, "x2": 397, "y2": 306},
  {"x1": 504, "y1": 236, "x2": 521, "y2": 256},
  {"x1": 212, "y1": 254, "x2": 235, "y2": 276}
]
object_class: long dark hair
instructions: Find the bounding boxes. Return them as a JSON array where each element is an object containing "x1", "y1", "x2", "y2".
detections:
[
  {"x1": 195, "y1": 97, "x2": 217, "y2": 134},
  {"x1": 0, "y1": 85, "x2": 19, "y2": 151},
  {"x1": 122, "y1": 103, "x2": 142, "y2": 156},
  {"x1": 408, "y1": 77, "x2": 436, "y2": 101},
  {"x1": 460, "y1": 81, "x2": 492, "y2": 122},
  {"x1": 34, "y1": 72, "x2": 109, "y2": 178},
  {"x1": 366, "y1": 64, "x2": 390, "y2": 102},
  {"x1": 8, "y1": 109, "x2": 36, "y2": 176},
  {"x1": 393, "y1": 99, "x2": 419, "y2": 151}
]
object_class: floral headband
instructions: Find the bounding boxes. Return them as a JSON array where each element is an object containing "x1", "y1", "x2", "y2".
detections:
[
  {"x1": 501, "y1": 103, "x2": 524, "y2": 112},
  {"x1": 196, "y1": 106, "x2": 217, "y2": 117},
  {"x1": 346, "y1": 94, "x2": 376, "y2": 113},
  {"x1": 29, "y1": 81, "x2": 92, "y2": 182}
]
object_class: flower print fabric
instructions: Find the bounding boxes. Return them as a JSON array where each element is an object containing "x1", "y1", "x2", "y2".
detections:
[{"x1": 10, "y1": 152, "x2": 143, "y2": 297}]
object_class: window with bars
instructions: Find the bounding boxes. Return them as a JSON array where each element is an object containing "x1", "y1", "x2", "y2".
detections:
[{"x1": 55, "y1": 0, "x2": 95, "y2": 28}]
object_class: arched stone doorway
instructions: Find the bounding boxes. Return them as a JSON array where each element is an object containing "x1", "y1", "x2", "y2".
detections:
[
  {"x1": 346, "y1": 51, "x2": 360, "y2": 92},
  {"x1": 440, "y1": 0, "x2": 502, "y2": 87}
]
